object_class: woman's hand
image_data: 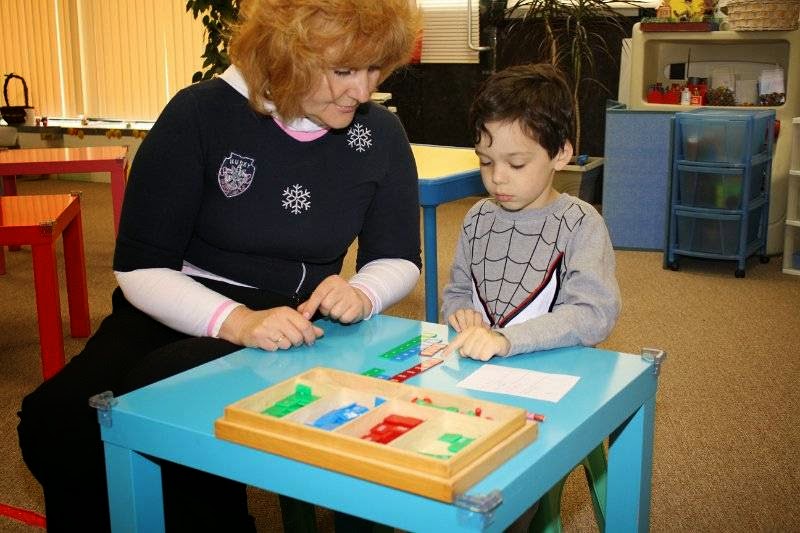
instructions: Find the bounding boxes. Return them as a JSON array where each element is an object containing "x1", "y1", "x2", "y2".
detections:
[
  {"x1": 218, "y1": 305, "x2": 324, "y2": 351},
  {"x1": 445, "y1": 325, "x2": 510, "y2": 361},
  {"x1": 447, "y1": 308, "x2": 487, "y2": 332},
  {"x1": 297, "y1": 275, "x2": 372, "y2": 324}
]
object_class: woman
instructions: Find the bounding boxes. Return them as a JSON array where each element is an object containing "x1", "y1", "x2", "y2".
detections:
[{"x1": 17, "y1": 1, "x2": 422, "y2": 531}]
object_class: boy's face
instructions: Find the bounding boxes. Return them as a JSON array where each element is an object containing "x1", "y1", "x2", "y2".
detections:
[{"x1": 475, "y1": 120, "x2": 572, "y2": 212}]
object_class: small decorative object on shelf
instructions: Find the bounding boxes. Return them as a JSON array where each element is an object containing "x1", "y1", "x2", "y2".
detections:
[
  {"x1": 657, "y1": 0, "x2": 672, "y2": 19},
  {"x1": 759, "y1": 93, "x2": 786, "y2": 107},
  {"x1": 641, "y1": 0, "x2": 720, "y2": 31},
  {"x1": 669, "y1": 0, "x2": 707, "y2": 21},
  {"x1": 705, "y1": 86, "x2": 736, "y2": 106}
]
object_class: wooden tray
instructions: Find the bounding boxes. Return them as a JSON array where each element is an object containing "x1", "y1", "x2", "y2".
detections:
[{"x1": 215, "y1": 367, "x2": 537, "y2": 502}]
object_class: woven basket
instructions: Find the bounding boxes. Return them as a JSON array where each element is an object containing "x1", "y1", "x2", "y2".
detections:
[
  {"x1": 1, "y1": 73, "x2": 32, "y2": 125},
  {"x1": 725, "y1": 0, "x2": 800, "y2": 31}
]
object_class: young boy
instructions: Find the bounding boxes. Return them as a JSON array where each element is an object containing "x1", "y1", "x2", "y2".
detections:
[{"x1": 442, "y1": 63, "x2": 621, "y2": 361}]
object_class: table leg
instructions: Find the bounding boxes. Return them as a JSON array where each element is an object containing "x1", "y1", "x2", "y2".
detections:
[
  {"x1": 2, "y1": 175, "x2": 17, "y2": 195},
  {"x1": 30, "y1": 242, "x2": 65, "y2": 380},
  {"x1": 0, "y1": 244, "x2": 5, "y2": 275},
  {"x1": 605, "y1": 395, "x2": 655, "y2": 532},
  {"x1": 63, "y1": 212, "x2": 91, "y2": 337},
  {"x1": 105, "y1": 442, "x2": 165, "y2": 533},
  {"x1": 2, "y1": 176, "x2": 21, "y2": 252},
  {"x1": 110, "y1": 161, "x2": 127, "y2": 235},
  {"x1": 422, "y1": 205, "x2": 439, "y2": 323}
]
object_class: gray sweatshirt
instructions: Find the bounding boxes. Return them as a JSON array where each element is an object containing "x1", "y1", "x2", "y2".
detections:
[{"x1": 441, "y1": 194, "x2": 621, "y2": 356}]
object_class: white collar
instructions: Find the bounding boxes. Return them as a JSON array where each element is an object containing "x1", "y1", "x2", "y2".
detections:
[{"x1": 219, "y1": 65, "x2": 328, "y2": 134}]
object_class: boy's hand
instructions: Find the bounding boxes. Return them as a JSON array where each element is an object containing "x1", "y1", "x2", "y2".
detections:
[
  {"x1": 447, "y1": 308, "x2": 487, "y2": 332},
  {"x1": 445, "y1": 325, "x2": 510, "y2": 361}
]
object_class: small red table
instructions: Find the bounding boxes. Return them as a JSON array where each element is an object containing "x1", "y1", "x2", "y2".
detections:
[
  {"x1": 0, "y1": 193, "x2": 91, "y2": 379},
  {"x1": 0, "y1": 146, "x2": 129, "y2": 234}
]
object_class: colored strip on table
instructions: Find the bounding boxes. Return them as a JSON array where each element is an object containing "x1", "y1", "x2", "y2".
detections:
[{"x1": 389, "y1": 358, "x2": 444, "y2": 383}]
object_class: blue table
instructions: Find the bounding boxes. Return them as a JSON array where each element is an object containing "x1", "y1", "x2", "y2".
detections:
[
  {"x1": 97, "y1": 315, "x2": 661, "y2": 532},
  {"x1": 413, "y1": 145, "x2": 485, "y2": 322}
]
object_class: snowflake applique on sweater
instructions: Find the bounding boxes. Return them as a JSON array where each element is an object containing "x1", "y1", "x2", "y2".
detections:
[
  {"x1": 347, "y1": 123, "x2": 372, "y2": 152},
  {"x1": 282, "y1": 184, "x2": 311, "y2": 214}
]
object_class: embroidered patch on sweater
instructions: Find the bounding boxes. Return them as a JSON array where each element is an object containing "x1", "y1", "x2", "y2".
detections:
[{"x1": 218, "y1": 152, "x2": 256, "y2": 197}]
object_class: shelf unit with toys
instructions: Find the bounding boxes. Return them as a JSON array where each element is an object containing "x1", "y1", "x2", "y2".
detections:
[
  {"x1": 783, "y1": 117, "x2": 800, "y2": 275},
  {"x1": 627, "y1": 23, "x2": 800, "y2": 254}
]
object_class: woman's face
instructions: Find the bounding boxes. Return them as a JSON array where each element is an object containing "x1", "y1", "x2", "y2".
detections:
[{"x1": 301, "y1": 66, "x2": 381, "y2": 129}]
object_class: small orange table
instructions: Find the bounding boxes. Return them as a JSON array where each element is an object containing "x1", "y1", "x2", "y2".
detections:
[
  {"x1": 0, "y1": 193, "x2": 91, "y2": 379},
  {"x1": 0, "y1": 146, "x2": 129, "y2": 234}
]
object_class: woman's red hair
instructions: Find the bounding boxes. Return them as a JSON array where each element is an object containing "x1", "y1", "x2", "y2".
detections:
[{"x1": 229, "y1": 0, "x2": 421, "y2": 120}]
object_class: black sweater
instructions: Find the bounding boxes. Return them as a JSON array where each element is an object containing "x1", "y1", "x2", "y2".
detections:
[{"x1": 114, "y1": 78, "x2": 421, "y2": 300}]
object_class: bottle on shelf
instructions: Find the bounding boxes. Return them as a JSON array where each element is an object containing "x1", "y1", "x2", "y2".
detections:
[{"x1": 680, "y1": 87, "x2": 691, "y2": 106}]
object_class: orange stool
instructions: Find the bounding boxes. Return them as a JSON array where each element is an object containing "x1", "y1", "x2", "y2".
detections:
[{"x1": 0, "y1": 193, "x2": 90, "y2": 379}]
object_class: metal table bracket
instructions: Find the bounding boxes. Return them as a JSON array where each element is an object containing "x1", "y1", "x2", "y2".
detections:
[
  {"x1": 641, "y1": 348, "x2": 667, "y2": 375},
  {"x1": 89, "y1": 390, "x2": 118, "y2": 427},
  {"x1": 454, "y1": 489, "x2": 502, "y2": 528}
]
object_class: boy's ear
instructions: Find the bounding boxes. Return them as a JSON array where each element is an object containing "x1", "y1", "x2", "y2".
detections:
[{"x1": 553, "y1": 140, "x2": 574, "y2": 171}]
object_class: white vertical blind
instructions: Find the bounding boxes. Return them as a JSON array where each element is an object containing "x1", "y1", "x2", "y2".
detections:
[
  {"x1": 75, "y1": 0, "x2": 206, "y2": 120},
  {"x1": 0, "y1": 0, "x2": 65, "y2": 116},
  {"x1": 418, "y1": 0, "x2": 481, "y2": 64},
  {"x1": 0, "y1": 0, "x2": 205, "y2": 121}
]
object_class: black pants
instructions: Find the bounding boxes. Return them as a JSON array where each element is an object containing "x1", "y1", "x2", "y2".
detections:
[{"x1": 17, "y1": 284, "x2": 292, "y2": 532}]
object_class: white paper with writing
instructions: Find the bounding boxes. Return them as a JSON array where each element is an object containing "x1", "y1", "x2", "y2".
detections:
[{"x1": 457, "y1": 364, "x2": 579, "y2": 402}]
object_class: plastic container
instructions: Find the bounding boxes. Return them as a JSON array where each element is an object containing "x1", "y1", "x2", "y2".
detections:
[
  {"x1": 674, "y1": 210, "x2": 762, "y2": 256},
  {"x1": 675, "y1": 161, "x2": 767, "y2": 209},
  {"x1": 676, "y1": 109, "x2": 775, "y2": 165}
]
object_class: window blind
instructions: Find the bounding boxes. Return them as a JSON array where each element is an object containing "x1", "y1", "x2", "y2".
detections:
[
  {"x1": 418, "y1": 0, "x2": 482, "y2": 64},
  {"x1": 73, "y1": 0, "x2": 205, "y2": 120},
  {"x1": 0, "y1": 0, "x2": 205, "y2": 121},
  {"x1": 0, "y1": 0, "x2": 66, "y2": 117}
]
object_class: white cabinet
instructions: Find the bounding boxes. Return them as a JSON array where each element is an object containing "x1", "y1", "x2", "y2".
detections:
[
  {"x1": 627, "y1": 24, "x2": 800, "y2": 254},
  {"x1": 783, "y1": 117, "x2": 800, "y2": 275}
]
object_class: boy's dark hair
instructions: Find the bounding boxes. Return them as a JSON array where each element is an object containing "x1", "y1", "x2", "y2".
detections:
[{"x1": 469, "y1": 63, "x2": 574, "y2": 159}]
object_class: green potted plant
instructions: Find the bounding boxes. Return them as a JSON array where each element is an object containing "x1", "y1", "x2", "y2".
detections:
[
  {"x1": 503, "y1": 0, "x2": 633, "y2": 202},
  {"x1": 185, "y1": 0, "x2": 240, "y2": 82}
]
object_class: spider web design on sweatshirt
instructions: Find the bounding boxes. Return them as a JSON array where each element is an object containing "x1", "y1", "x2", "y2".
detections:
[{"x1": 467, "y1": 200, "x2": 587, "y2": 325}]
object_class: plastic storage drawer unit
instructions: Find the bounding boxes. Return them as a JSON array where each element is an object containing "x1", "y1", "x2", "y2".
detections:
[
  {"x1": 675, "y1": 109, "x2": 774, "y2": 165},
  {"x1": 674, "y1": 207, "x2": 764, "y2": 257},
  {"x1": 666, "y1": 108, "x2": 774, "y2": 277},
  {"x1": 675, "y1": 160, "x2": 768, "y2": 210}
]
